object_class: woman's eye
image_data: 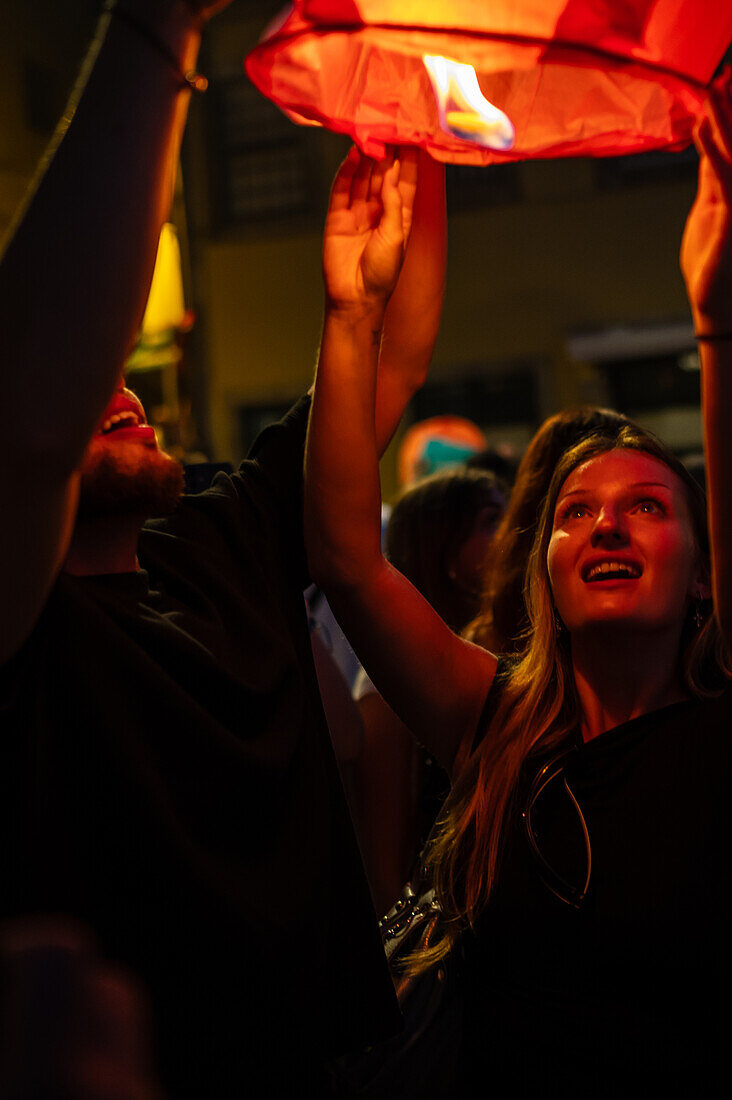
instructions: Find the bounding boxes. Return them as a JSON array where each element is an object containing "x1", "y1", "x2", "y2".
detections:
[
  {"x1": 635, "y1": 498, "x2": 664, "y2": 515},
  {"x1": 558, "y1": 503, "x2": 589, "y2": 522}
]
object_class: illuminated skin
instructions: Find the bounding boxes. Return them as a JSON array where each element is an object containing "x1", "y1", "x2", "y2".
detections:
[
  {"x1": 63, "y1": 377, "x2": 184, "y2": 577},
  {"x1": 81, "y1": 380, "x2": 157, "y2": 470},
  {"x1": 547, "y1": 449, "x2": 704, "y2": 640},
  {"x1": 76, "y1": 375, "x2": 183, "y2": 518},
  {"x1": 305, "y1": 77, "x2": 732, "y2": 765},
  {"x1": 87, "y1": 381, "x2": 157, "y2": 452}
]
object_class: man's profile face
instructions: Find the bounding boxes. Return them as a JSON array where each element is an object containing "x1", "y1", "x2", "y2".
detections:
[{"x1": 77, "y1": 377, "x2": 184, "y2": 520}]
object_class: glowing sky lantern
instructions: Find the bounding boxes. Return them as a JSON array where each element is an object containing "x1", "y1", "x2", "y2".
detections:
[{"x1": 245, "y1": 0, "x2": 732, "y2": 164}]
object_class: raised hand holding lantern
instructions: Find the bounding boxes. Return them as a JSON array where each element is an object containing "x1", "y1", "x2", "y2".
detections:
[{"x1": 245, "y1": 0, "x2": 732, "y2": 163}]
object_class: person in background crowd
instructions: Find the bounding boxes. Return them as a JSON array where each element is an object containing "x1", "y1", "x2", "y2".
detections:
[
  {"x1": 0, "y1": 0, "x2": 446, "y2": 1092},
  {"x1": 385, "y1": 469, "x2": 507, "y2": 636},
  {"x1": 307, "y1": 410, "x2": 479, "y2": 694},
  {"x1": 464, "y1": 444, "x2": 519, "y2": 489},
  {"x1": 354, "y1": 467, "x2": 507, "y2": 912},
  {"x1": 305, "y1": 76, "x2": 732, "y2": 1097},
  {"x1": 396, "y1": 415, "x2": 488, "y2": 488}
]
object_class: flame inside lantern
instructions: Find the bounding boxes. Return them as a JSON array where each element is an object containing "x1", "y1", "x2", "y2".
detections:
[
  {"x1": 246, "y1": 2, "x2": 732, "y2": 164},
  {"x1": 423, "y1": 55, "x2": 515, "y2": 151}
]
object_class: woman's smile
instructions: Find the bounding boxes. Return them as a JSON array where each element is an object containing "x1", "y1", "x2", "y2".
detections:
[{"x1": 547, "y1": 449, "x2": 701, "y2": 635}]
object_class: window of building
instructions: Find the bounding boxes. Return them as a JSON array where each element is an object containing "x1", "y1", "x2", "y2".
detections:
[
  {"x1": 603, "y1": 351, "x2": 699, "y2": 412},
  {"x1": 601, "y1": 350, "x2": 702, "y2": 455},
  {"x1": 408, "y1": 364, "x2": 539, "y2": 454},
  {"x1": 209, "y1": 75, "x2": 319, "y2": 229}
]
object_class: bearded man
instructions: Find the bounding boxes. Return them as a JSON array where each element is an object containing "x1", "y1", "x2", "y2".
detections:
[{"x1": 0, "y1": 0, "x2": 446, "y2": 1095}]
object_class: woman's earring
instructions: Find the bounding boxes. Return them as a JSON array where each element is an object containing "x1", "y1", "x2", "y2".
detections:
[
  {"x1": 554, "y1": 611, "x2": 564, "y2": 637},
  {"x1": 693, "y1": 600, "x2": 704, "y2": 630}
]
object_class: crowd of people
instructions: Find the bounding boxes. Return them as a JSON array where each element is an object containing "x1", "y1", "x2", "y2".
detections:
[{"x1": 1, "y1": 0, "x2": 731, "y2": 1096}]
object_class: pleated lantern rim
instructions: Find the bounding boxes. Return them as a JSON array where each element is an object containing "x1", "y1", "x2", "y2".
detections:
[{"x1": 245, "y1": 2, "x2": 732, "y2": 164}]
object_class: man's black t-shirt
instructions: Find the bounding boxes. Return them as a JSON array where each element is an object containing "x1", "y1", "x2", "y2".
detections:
[
  {"x1": 0, "y1": 397, "x2": 400, "y2": 1095},
  {"x1": 462, "y1": 689, "x2": 732, "y2": 1098}
]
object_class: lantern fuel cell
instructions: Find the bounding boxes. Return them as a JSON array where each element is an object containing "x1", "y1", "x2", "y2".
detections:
[{"x1": 422, "y1": 55, "x2": 515, "y2": 151}]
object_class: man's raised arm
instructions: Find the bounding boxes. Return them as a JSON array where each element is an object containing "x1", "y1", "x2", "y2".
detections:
[{"x1": 0, "y1": 0, "x2": 229, "y2": 662}]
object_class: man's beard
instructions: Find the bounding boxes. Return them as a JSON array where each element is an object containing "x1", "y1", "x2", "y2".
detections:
[{"x1": 77, "y1": 445, "x2": 184, "y2": 520}]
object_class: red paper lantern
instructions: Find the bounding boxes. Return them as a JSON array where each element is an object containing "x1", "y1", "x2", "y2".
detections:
[{"x1": 245, "y1": 0, "x2": 732, "y2": 163}]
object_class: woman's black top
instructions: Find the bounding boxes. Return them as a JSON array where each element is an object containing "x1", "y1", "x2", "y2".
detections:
[{"x1": 462, "y1": 689, "x2": 732, "y2": 1098}]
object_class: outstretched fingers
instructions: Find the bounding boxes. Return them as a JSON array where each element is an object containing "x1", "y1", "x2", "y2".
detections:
[
  {"x1": 681, "y1": 71, "x2": 732, "y2": 331},
  {"x1": 693, "y1": 76, "x2": 732, "y2": 207},
  {"x1": 394, "y1": 146, "x2": 419, "y2": 239},
  {"x1": 695, "y1": 116, "x2": 732, "y2": 201},
  {"x1": 368, "y1": 151, "x2": 394, "y2": 204},
  {"x1": 329, "y1": 146, "x2": 362, "y2": 213},
  {"x1": 378, "y1": 158, "x2": 406, "y2": 242},
  {"x1": 350, "y1": 150, "x2": 375, "y2": 208},
  {"x1": 377, "y1": 148, "x2": 419, "y2": 246},
  {"x1": 708, "y1": 68, "x2": 732, "y2": 160}
]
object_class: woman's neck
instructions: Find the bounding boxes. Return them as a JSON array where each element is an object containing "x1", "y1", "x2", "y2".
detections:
[{"x1": 570, "y1": 627, "x2": 687, "y2": 742}]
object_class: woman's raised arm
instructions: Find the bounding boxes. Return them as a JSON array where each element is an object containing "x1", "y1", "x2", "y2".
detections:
[
  {"x1": 681, "y1": 75, "x2": 732, "y2": 651},
  {"x1": 305, "y1": 149, "x2": 495, "y2": 774},
  {"x1": 374, "y1": 149, "x2": 448, "y2": 453}
]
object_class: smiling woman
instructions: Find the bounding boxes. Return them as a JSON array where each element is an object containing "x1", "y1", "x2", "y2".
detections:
[
  {"x1": 414, "y1": 415, "x2": 728, "y2": 958},
  {"x1": 547, "y1": 444, "x2": 708, "y2": 647},
  {"x1": 306, "y1": 76, "x2": 732, "y2": 1100}
]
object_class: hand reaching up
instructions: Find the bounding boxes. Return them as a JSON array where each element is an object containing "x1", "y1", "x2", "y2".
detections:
[
  {"x1": 681, "y1": 73, "x2": 732, "y2": 335},
  {"x1": 323, "y1": 146, "x2": 419, "y2": 316}
]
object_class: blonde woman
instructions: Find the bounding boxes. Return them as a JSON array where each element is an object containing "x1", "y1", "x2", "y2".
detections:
[{"x1": 306, "y1": 81, "x2": 732, "y2": 1097}]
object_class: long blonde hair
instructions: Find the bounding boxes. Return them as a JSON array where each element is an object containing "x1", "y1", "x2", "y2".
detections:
[{"x1": 409, "y1": 426, "x2": 730, "y2": 973}]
